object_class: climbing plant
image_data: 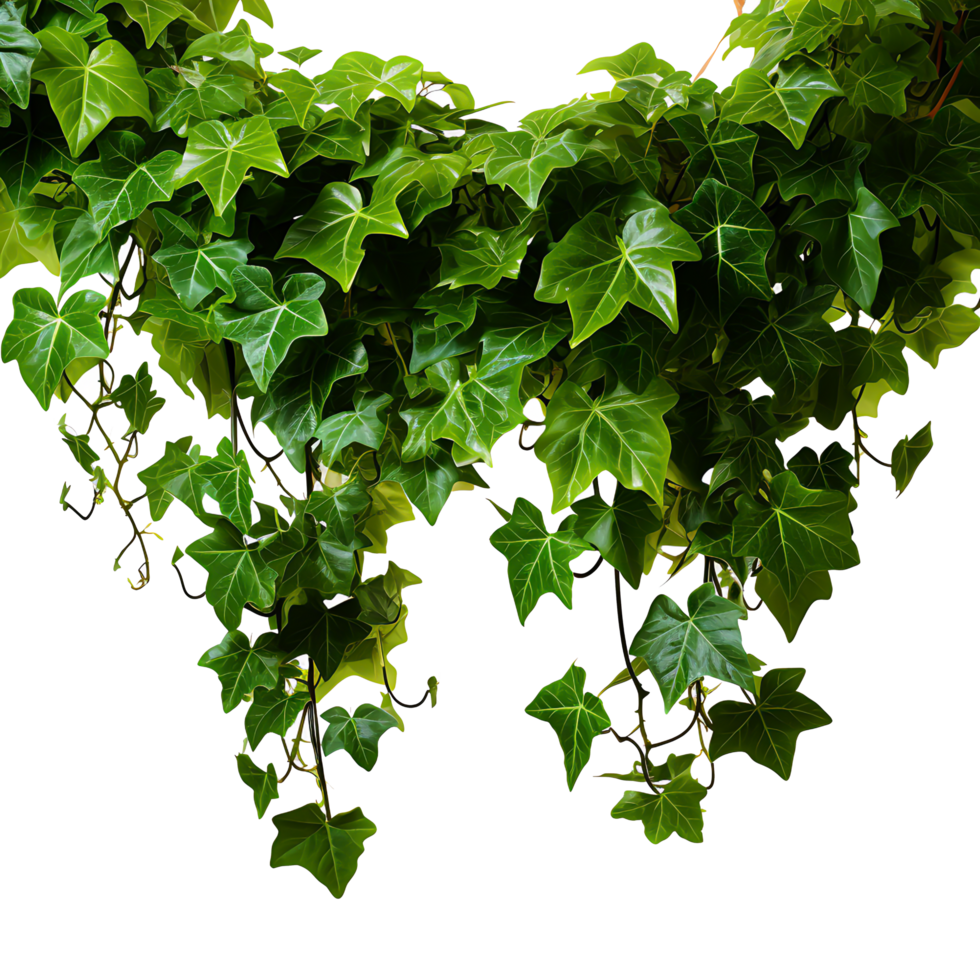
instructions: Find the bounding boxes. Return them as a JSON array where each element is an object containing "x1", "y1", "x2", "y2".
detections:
[{"x1": 1, "y1": 0, "x2": 976, "y2": 896}]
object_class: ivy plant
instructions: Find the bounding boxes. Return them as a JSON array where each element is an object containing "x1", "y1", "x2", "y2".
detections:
[{"x1": 1, "y1": 0, "x2": 976, "y2": 897}]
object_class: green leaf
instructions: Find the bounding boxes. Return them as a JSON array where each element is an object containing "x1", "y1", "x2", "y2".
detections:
[
  {"x1": 137, "y1": 436, "x2": 211, "y2": 520},
  {"x1": 475, "y1": 309, "x2": 569, "y2": 379},
  {"x1": 95, "y1": 0, "x2": 211, "y2": 47},
  {"x1": 489, "y1": 496, "x2": 589, "y2": 625},
  {"x1": 588, "y1": 307, "x2": 673, "y2": 394},
  {"x1": 788, "y1": 442, "x2": 857, "y2": 494},
  {"x1": 320, "y1": 704, "x2": 399, "y2": 771},
  {"x1": 610, "y1": 769, "x2": 708, "y2": 844},
  {"x1": 276, "y1": 182, "x2": 408, "y2": 291},
  {"x1": 33, "y1": 27, "x2": 152, "y2": 156},
  {"x1": 153, "y1": 236, "x2": 252, "y2": 309},
  {"x1": 185, "y1": 518, "x2": 278, "y2": 630},
  {"x1": 673, "y1": 179, "x2": 774, "y2": 324},
  {"x1": 313, "y1": 388, "x2": 391, "y2": 469},
  {"x1": 197, "y1": 436, "x2": 254, "y2": 531},
  {"x1": 198, "y1": 629, "x2": 280, "y2": 712},
  {"x1": 380, "y1": 439, "x2": 459, "y2": 525},
  {"x1": 236, "y1": 753, "x2": 278, "y2": 819},
  {"x1": 174, "y1": 116, "x2": 289, "y2": 217},
  {"x1": 74, "y1": 133, "x2": 182, "y2": 238},
  {"x1": 891, "y1": 421, "x2": 932, "y2": 494},
  {"x1": 58, "y1": 413, "x2": 99, "y2": 473},
  {"x1": 755, "y1": 568, "x2": 833, "y2": 642},
  {"x1": 278, "y1": 595, "x2": 371, "y2": 686},
  {"x1": 732, "y1": 470, "x2": 860, "y2": 600},
  {"x1": 899, "y1": 304, "x2": 980, "y2": 368},
  {"x1": 525, "y1": 663, "x2": 611, "y2": 790},
  {"x1": 721, "y1": 56, "x2": 844, "y2": 150},
  {"x1": 579, "y1": 42, "x2": 662, "y2": 80},
  {"x1": 841, "y1": 44, "x2": 910, "y2": 116},
  {"x1": 244, "y1": 683, "x2": 308, "y2": 750},
  {"x1": 534, "y1": 203, "x2": 701, "y2": 343},
  {"x1": 1, "y1": 288, "x2": 108, "y2": 409},
  {"x1": 721, "y1": 282, "x2": 841, "y2": 408},
  {"x1": 570, "y1": 485, "x2": 661, "y2": 589},
  {"x1": 865, "y1": 113, "x2": 980, "y2": 238},
  {"x1": 672, "y1": 115, "x2": 758, "y2": 196},
  {"x1": 0, "y1": 4, "x2": 40, "y2": 108},
  {"x1": 280, "y1": 46, "x2": 321, "y2": 67},
  {"x1": 775, "y1": 136, "x2": 870, "y2": 205},
  {"x1": 270, "y1": 804, "x2": 376, "y2": 898},
  {"x1": 484, "y1": 130, "x2": 591, "y2": 208},
  {"x1": 534, "y1": 377, "x2": 678, "y2": 512},
  {"x1": 709, "y1": 667, "x2": 832, "y2": 779},
  {"x1": 216, "y1": 267, "x2": 329, "y2": 392},
  {"x1": 314, "y1": 51, "x2": 422, "y2": 118},
  {"x1": 629, "y1": 583, "x2": 755, "y2": 712},
  {"x1": 114, "y1": 361, "x2": 165, "y2": 434},
  {"x1": 791, "y1": 187, "x2": 898, "y2": 308},
  {"x1": 437, "y1": 221, "x2": 535, "y2": 290}
]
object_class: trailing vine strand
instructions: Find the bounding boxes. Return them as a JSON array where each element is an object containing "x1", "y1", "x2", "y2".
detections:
[{"x1": 0, "y1": 0, "x2": 975, "y2": 897}]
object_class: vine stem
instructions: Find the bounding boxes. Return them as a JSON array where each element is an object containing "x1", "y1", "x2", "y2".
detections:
[
  {"x1": 612, "y1": 569, "x2": 656, "y2": 777},
  {"x1": 691, "y1": 0, "x2": 745, "y2": 81},
  {"x1": 306, "y1": 659, "x2": 330, "y2": 818}
]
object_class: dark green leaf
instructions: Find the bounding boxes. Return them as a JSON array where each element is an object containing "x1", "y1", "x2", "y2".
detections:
[
  {"x1": 199, "y1": 629, "x2": 280, "y2": 712},
  {"x1": 236, "y1": 753, "x2": 279, "y2": 819},
  {"x1": 320, "y1": 704, "x2": 399, "y2": 771},
  {"x1": 891, "y1": 421, "x2": 932, "y2": 494}
]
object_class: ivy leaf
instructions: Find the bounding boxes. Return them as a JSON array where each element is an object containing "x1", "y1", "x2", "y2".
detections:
[
  {"x1": 236, "y1": 753, "x2": 278, "y2": 819},
  {"x1": 865, "y1": 113, "x2": 980, "y2": 237},
  {"x1": 535, "y1": 203, "x2": 701, "y2": 343},
  {"x1": 775, "y1": 136, "x2": 870, "y2": 205},
  {"x1": 610, "y1": 768, "x2": 708, "y2": 844},
  {"x1": 380, "y1": 440, "x2": 460, "y2": 526},
  {"x1": 114, "y1": 361, "x2": 165, "y2": 434},
  {"x1": 313, "y1": 389, "x2": 392, "y2": 469},
  {"x1": 671, "y1": 115, "x2": 758, "y2": 196},
  {"x1": 280, "y1": 46, "x2": 321, "y2": 67},
  {"x1": 197, "y1": 436, "x2": 254, "y2": 531},
  {"x1": 732, "y1": 470, "x2": 860, "y2": 600},
  {"x1": 476, "y1": 309, "x2": 569, "y2": 378},
  {"x1": 96, "y1": 0, "x2": 211, "y2": 47},
  {"x1": 570, "y1": 486, "x2": 661, "y2": 589},
  {"x1": 314, "y1": 51, "x2": 422, "y2": 117},
  {"x1": 174, "y1": 116, "x2": 289, "y2": 217},
  {"x1": 320, "y1": 704, "x2": 399, "y2": 771},
  {"x1": 755, "y1": 568, "x2": 832, "y2": 642},
  {"x1": 73, "y1": 133, "x2": 182, "y2": 238},
  {"x1": 33, "y1": 28, "x2": 152, "y2": 156},
  {"x1": 270, "y1": 804, "x2": 377, "y2": 898},
  {"x1": 841, "y1": 44, "x2": 911, "y2": 116},
  {"x1": 709, "y1": 667, "x2": 832, "y2": 779},
  {"x1": 534, "y1": 377, "x2": 678, "y2": 512},
  {"x1": 0, "y1": 5, "x2": 40, "y2": 109},
  {"x1": 244, "y1": 683, "x2": 308, "y2": 750},
  {"x1": 276, "y1": 181, "x2": 408, "y2": 291},
  {"x1": 629, "y1": 583, "x2": 756, "y2": 712},
  {"x1": 898, "y1": 304, "x2": 980, "y2": 368},
  {"x1": 185, "y1": 519, "x2": 278, "y2": 630},
  {"x1": 579, "y1": 41, "x2": 662, "y2": 79},
  {"x1": 216, "y1": 267, "x2": 329, "y2": 392},
  {"x1": 252, "y1": 332, "x2": 367, "y2": 471},
  {"x1": 673, "y1": 179, "x2": 774, "y2": 324},
  {"x1": 484, "y1": 130, "x2": 591, "y2": 208},
  {"x1": 721, "y1": 56, "x2": 844, "y2": 150},
  {"x1": 490, "y1": 497, "x2": 589, "y2": 624},
  {"x1": 706, "y1": 394, "x2": 784, "y2": 496},
  {"x1": 891, "y1": 421, "x2": 932, "y2": 495},
  {"x1": 137, "y1": 437, "x2": 211, "y2": 520},
  {"x1": 58, "y1": 414, "x2": 99, "y2": 473},
  {"x1": 589, "y1": 307, "x2": 673, "y2": 394},
  {"x1": 437, "y1": 222, "x2": 535, "y2": 289},
  {"x1": 1, "y1": 288, "x2": 109, "y2": 409},
  {"x1": 791, "y1": 187, "x2": 898, "y2": 307},
  {"x1": 788, "y1": 442, "x2": 857, "y2": 494},
  {"x1": 198, "y1": 629, "x2": 280, "y2": 712},
  {"x1": 153, "y1": 236, "x2": 253, "y2": 309},
  {"x1": 278, "y1": 595, "x2": 371, "y2": 686},
  {"x1": 721, "y1": 283, "x2": 841, "y2": 407},
  {"x1": 525, "y1": 663, "x2": 611, "y2": 789}
]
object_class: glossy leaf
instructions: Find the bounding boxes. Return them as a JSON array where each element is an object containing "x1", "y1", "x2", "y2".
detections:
[
  {"x1": 236, "y1": 753, "x2": 279, "y2": 819},
  {"x1": 270, "y1": 804, "x2": 376, "y2": 898},
  {"x1": 525, "y1": 663, "x2": 611, "y2": 790},
  {"x1": 199, "y1": 629, "x2": 280, "y2": 712},
  {"x1": 490, "y1": 497, "x2": 589, "y2": 625},
  {"x1": 891, "y1": 421, "x2": 932, "y2": 495},
  {"x1": 320, "y1": 704, "x2": 399, "y2": 771},
  {"x1": 709, "y1": 667, "x2": 832, "y2": 779}
]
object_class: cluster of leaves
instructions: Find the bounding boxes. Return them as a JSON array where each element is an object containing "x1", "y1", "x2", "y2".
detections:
[{"x1": 0, "y1": 0, "x2": 975, "y2": 895}]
